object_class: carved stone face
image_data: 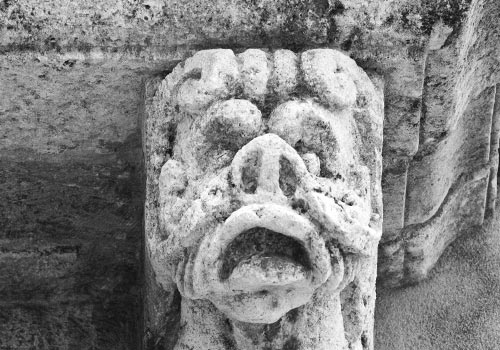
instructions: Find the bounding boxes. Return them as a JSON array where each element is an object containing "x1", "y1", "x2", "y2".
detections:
[{"x1": 148, "y1": 48, "x2": 383, "y2": 348}]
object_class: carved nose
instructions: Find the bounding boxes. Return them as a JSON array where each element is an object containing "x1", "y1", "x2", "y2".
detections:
[{"x1": 231, "y1": 134, "x2": 308, "y2": 198}]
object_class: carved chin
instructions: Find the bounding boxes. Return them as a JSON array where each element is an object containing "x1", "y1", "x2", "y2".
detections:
[{"x1": 185, "y1": 203, "x2": 336, "y2": 324}]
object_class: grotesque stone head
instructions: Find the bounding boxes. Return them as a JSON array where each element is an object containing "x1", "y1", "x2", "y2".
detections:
[{"x1": 146, "y1": 49, "x2": 383, "y2": 350}]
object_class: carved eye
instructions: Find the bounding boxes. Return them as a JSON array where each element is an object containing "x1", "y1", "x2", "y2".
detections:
[{"x1": 202, "y1": 99, "x2": 263, "y2": 150}]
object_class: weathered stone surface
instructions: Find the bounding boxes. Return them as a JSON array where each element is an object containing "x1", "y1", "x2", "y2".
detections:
[
  {"x1": 404, "y1": 171, "x2": 489, "y2": 282},
  {"x1": 0, "y1": 54, "x2": 169, "y2": 153},
  {"x1": 0, "y1": 54, "x2": 172, "y2": 348},
  {"x1": 378, "y1": 0, "x2": 500, "y2": 285},
  {"x1": 3, "y1": 0, "x2": 495, "y2": 291},
  {"x1": 381, "y1": 159, "x2": 408, "y2": 243},
  {"x1": 144, "y1": 48, "x2": 383, "y2": 349},
  {"x1": 0, "y1": 0, "x2": 476, "y2": 58},
  {"x1": 0, "y1": 243, "x2": 77, "y2": 301},
  {"x1": 0, "y1": 304, "x2": 95, "y2": 349},
  {"x1": 404, "y1": 68, "x2": 494, "y2": 228},
  {"x1": 0, "y1": 0, "x2": 333, "y2": 52},
  {"x1": 0, "y1": 146, "x2": 142, "y2": 348},
  {"x1": 375, "y1": 203, "x2": 500, "y2": 350},
  {"x1": 2, "y1": 0, "x2": 500, "y2": 347}
]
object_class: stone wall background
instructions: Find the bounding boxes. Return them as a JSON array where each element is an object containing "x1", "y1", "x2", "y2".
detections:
[
  {"x1": 1, "y1": 0, "x2": 499, "y2": 349},
  {"x1": 375, "y1": 205, "x2": 500, "y2": 350},
  {"x1": 0, "y1": 57, "x2": 155, "y2": 348}
]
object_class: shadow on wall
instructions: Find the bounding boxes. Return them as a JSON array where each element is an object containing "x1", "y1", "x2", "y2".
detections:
[{"x1": 0, "y1": 132, "x2": 143, "y2": 350}]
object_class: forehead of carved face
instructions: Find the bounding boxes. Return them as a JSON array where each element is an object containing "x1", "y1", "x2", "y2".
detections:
[{"x1": 154, "y1": 49, "x2": 382, "y2": 324}]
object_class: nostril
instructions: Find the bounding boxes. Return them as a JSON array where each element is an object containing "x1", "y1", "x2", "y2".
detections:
[
  {"x1": 279, "y1": 156, "x2": 298, "y2": 197},
  {"x1": 241, "y1": 150, "x2": 261, "y2": 194}
]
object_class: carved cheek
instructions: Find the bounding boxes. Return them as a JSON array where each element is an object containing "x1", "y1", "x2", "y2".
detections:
[
  {"x1": 267, "y1": 100, "x2": 305, "y2": 146},
  {"x1": 268, "y1": 100, "x2": 338, "y2": 160},
  {"x1": 202, "y1": 99, "x2": 263, "y2": 149}
]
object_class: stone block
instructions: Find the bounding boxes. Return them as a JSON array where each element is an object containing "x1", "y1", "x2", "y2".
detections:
[{"x1": 143, "y1": 48, "x2": 383, "y2": 349}]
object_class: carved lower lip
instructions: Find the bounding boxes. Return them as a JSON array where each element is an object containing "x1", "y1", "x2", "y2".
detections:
[
  {"x1": 192, "y1": 203, "x2": 332, "y2": 298},
  {"x1": 220, "y1": 227, "x2": 312, "y2": 290}
]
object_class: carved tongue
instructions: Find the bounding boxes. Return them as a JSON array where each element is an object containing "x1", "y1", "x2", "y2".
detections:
[{"x1": 228, "y1": 254, "x2": 307, "y2": 290}]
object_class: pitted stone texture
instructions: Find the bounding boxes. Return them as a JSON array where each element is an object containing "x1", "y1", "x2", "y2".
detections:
[
  {"x1": 173, "y1": 50, "x2": 240, "y2": 114},
  {"x1": 1, "y1": 0, "x2": 335, "y2": 53},
  {"x1": 378, "y1": 0, "x2": 500, "y2": 286},
  {"x1": 237, "y1": 49, "x2": 271, "y2": 103},
  {"x1": 203, "y1": 99, "x2": 263, "y2": 150},
  {"x1": 270, "y1": 50, "x2": 300, "y2": 99},
  {"x1": 301, "y1": 50, "x2": 358, "y2": 109},
  {"x1": 144, "y1": 48, "x2": 383, "y2": 350}
]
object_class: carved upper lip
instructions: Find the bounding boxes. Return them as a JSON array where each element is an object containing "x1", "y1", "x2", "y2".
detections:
[{"x1": 191, "y1": 203, "x2": 332, "y2": 297}]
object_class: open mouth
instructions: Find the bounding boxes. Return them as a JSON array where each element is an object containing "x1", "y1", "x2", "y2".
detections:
[
  {"x1": 191, "y1": 203, "x2": 331, "y2": 298},
  {"x1": 189, "y1": 203, "x2": 333, "y2": 323},
  {"x1": 220, "y1": 227, "x2": 311, "y2": 289}
]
